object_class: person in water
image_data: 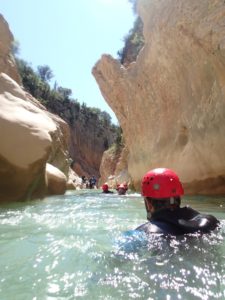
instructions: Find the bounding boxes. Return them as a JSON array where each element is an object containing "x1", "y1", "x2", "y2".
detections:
[
  {"x1": 89, "y1": 176, "x2": 97, "y2": 189},
  {"x1": 136, "y1": 168, "x2": 219, "y2": 235},
  {"x1": 117, "y1": 183, "x2": 128, "y2": 195},
  {"x1": 101, "y1": 183, "x2": 114, "y2": 194}
]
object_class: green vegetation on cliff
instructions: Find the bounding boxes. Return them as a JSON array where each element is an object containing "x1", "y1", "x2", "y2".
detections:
[
  {"x1": 117, "y1": 16, "x2": 144, "y2": 66},
  {"x1": 15, "y1": 57, "x2": 118, "y2": 147},
  {"x1": 117, "y1": 0, "x2": 144, "y2": 66}
]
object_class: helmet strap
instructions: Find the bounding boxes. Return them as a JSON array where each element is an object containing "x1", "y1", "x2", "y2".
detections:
[{"x1": 147, "y1": 211, "x2": 152, "y2": 221}]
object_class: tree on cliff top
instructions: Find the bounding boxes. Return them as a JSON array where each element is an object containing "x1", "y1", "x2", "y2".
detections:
[
  {"x1": 15, "y1": 56, "x2": 119, "y2": 146},
  {"x1": 117, "y1": 16, "x2": 144, "y2": 66},
  {"x1": 37, "y1": 65, "x2": 53, "y2": 82},
  {"x1": 129, "y1": 0, "x2": 137, "y2": 13}
]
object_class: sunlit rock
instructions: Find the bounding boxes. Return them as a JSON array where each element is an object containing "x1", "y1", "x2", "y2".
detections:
[
  {"x1": 0, "y1": 73, "x2": 57, "y2": 202},
  {"x1": 0, "y1": 72, "x2": 72, "y2": 202},
  {"x1": 46, "y1": 163, "x2": 67, "y2": 195},
  {"x1": 66, "y1": 168, "x2": 82, "y2": 190},
  {"x1": 99, "y1": 145, "x2": 130, "y2": 188},
  {"x1": 93, "y1": 0, "x2": 225, "y2": 195},
  {"x1": 0, "y1": 14, "x2": 20, "y2": 84}
]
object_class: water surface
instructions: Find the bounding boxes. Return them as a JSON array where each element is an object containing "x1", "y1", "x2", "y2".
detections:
[{"x1": 0, "y1": 190, "x2": 224, "y2": 300}]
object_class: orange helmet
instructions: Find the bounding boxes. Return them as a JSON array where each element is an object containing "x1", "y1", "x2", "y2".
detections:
[{"x1": 142, "y1": 168, "x2": 184, "y2": 198}]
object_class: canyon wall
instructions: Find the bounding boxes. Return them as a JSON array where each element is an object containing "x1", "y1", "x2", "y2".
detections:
[
  {"x1": 45, "y1": 96, "x2": 117, "y2": 179},
  {"x1": 93, "y1": 0, "x2": 225, "y2": 195},
  {"x1": 99, "y1": 144, "x2": 130, "y2": 188},
  {"x1": 0, "y1": 16, "x2": 72, "y2": 202},
  {"x1": 69, "y1": 118, "x2": 116, "y2": 179},
  {"x1": 0, "y1": 14, "x2": 21, "y2": 84}
]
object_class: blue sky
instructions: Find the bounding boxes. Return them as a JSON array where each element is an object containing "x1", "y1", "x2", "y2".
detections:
[{"x1": 0, "y1": 0, "x2": 135, "y2": 124}]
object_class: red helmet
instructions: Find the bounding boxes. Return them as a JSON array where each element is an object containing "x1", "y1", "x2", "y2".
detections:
[
  {"x1": 123, "y1": 182, "x2": 128, "y2": 190},
  {"x1": 141, "y1": 168, "x2": 184, "y2": 198},
  {"x1": 118, "y1": 184, "x2": 125, "y2": 190},
  {"x1": 102, "y1": 183, "x2": 109, "y2": 191}
]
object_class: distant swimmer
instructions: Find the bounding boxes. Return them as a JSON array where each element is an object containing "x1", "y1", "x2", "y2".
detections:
[
  {"x1": 136, "y1": 168, "x2": 219, "y2": 235},
  {"x1": 117, "y1": 183, "x2": 128, "y2": 195},
  {"x1": 89, "y1": 176, "x2": 97, "y2": 189},
  {"x1": 101, "y1": 183, "x2": 114, "y2": 194}
]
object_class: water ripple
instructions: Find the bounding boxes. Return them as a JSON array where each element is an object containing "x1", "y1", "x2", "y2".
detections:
[{"x1": 0, "y1": 192, "x2": 224, "y2": 299}]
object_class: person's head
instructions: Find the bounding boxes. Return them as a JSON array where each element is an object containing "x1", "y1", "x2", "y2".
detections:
[
  {"x1": 123, "y1": 182, "x2": 128, "y2": 190},
  {"x1": 117, "y1": 184, "x2": 126, "y2": 195},
  {"x1": 141, "y1": 168, "x2": 184, "y2": 219},
  {"x1": 102, "y1": 183, "x2": 109, "y2": 192}
]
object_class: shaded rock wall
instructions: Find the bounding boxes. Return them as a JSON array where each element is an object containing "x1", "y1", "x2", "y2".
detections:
[
  {"x1": 69, "y1": 120, "x2": 115, "y2": 179},
  {"x1": 93, "y1": 0, "x2": 225, "y2": 195},
  {"x1": 45, "y1": 96, "x2": 117, "y2": 179},
  {"x1": 48, "y1": 113, "x2": 71, "y2": 175}
]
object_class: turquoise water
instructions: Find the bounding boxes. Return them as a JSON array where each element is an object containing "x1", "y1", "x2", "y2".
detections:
[{"x1": 0, "y1": 190, "x2": 225, "y2": 300}]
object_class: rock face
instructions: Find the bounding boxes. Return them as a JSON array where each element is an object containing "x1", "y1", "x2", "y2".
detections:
[
  {"x1": 0, "y1": 15, "x2": 72, "y2": 202},
  {"x1": 48, "y1": 113, "x2": 71, "y2": 176},
  {"x1": 0, "y1": 14, "x2": 20, "y2": 84},
  {"x1": 69, "y1": 120, "x2": 115, "y2": 178},
  {"x1": 46, "y1": 163, "x2": 67, "y2": 195},
  {"x1": 0, "y1": 73, "x2": 71, "y2": 202},
  {"x1": 42, "y1": 89, "x2": 117, "y2": 179},
  {"x1": 0, "y1": 14, "x2": 74, "y2": 202},
  {"x1": 0, "y1": 73, "x2": 55, "y2": 202},
  {"x1": 99, "y1": 145, "x2": 130, "y2": 188},
  {"x1": 93, "y1": 0, "x2": 225, "y2": 195}
]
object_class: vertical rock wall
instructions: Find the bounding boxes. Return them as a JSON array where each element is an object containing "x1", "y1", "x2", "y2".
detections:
[
  {"x1": 0, "y1": 15, "x2": 71, "y2": 202},
  {"x1": 93, "y1": 0, "x2": 225, "y2": 195},
  {"x1": 0, "y1": 14, "x2": 21, "y2": 84},
  {"x1": 69, "y1": 120, "x2": 116, "y2": 178}
]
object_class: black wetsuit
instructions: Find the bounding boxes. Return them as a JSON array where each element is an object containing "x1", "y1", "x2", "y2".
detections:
[
  {"x1": 136, "y1": 207, "x2": 219, "y2": 235},
  {"x1": 102, "y1": 190, "x2": 114, "y2": 194}
]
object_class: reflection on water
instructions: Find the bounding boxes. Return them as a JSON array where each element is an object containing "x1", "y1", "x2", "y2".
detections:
[{"x1": 0, "y1": 191, "x2": 224, "y2": 300}]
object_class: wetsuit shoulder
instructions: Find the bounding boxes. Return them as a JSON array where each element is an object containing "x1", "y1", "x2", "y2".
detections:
[
  {"x1": 102, "y1": 190, "x2": 114, "y2": 194},
  {"x1": 136, "y1": 221, "x2": 184, "y2": 235},
  {"x1": 178, "y1": 212, "x2": 219, "y2": 233},
  {"x1": 137, "y1": 207, "x2": 219, "y2": 235}
]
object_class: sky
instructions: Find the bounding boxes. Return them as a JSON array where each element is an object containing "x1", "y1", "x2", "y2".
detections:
[{"x1": 0, "y1": 0, "x2": 135, "y2": 124}]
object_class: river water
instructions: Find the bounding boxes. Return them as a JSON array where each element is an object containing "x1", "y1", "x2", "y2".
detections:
[{"x1": 0, "y1": 190, "x2": 225, "y2": 300}]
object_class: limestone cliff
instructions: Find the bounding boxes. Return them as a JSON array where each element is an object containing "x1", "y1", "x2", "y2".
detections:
[
  {"x1": 44, "y1": 91, "x2": 117, "y2": 178},
  {"x1": 0, "y1": 14, "x2": 20, "y2": 84},
  {"x1": 69, "y1": 117, "x2": 116, "y2": 178},
  {"x1": 93, "y1": 0, "x2": 225, "y2": 195},
  {"x1": 99, "y1": 144, "x2": 130, "y2": 188},
  {"x1": 0, "y1": 73, "x2": 70, "y2": 202},
  {"x1": 0, "y1": 15, "x2": 71, "y2": 202}
]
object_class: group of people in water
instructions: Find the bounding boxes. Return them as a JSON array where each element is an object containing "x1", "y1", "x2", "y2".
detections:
[
  {"x1": 101, "y1": 182, "x2": 128, "y2": 195},
  {"x1": 103, "y1": 168, "x2": 219, "y2": 235},
  {"x1": 81, "y1": 175, "x2": 97, "y2": 189},
  {"x1": 81, "y1": 175, "x2": 129, "y2": 195},
  {"x1": 82, "y1": 167, "x2": 219, "y2": 235}
]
